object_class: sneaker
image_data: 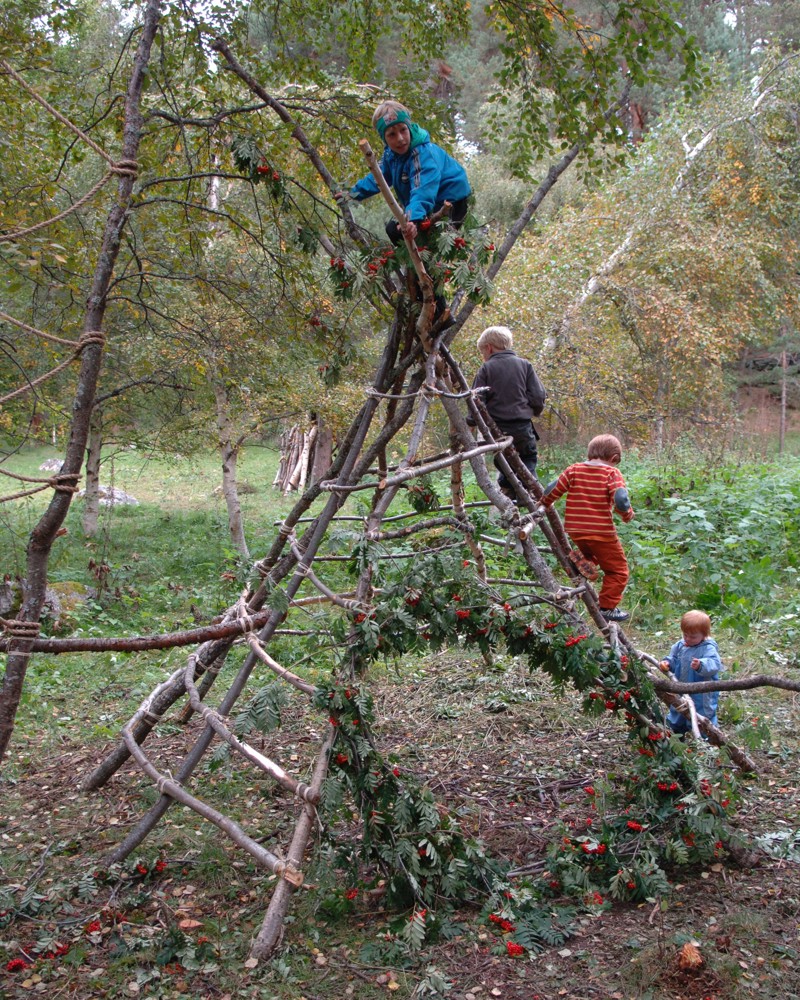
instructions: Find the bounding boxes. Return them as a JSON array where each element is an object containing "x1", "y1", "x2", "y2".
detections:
[
  {"x1": 601, "y1": 607, "x2": 630, "y2": 622},
  {"x1": 569, "y1": 549, "x2": 599, "y2": 581}
]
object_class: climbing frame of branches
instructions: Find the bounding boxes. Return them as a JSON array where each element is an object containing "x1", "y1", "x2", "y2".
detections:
[{"x1": 3, "y1": 31, "x2": 798, "y2": 965}]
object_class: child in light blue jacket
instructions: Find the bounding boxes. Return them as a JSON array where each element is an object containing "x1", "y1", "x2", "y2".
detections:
[
  {"x1": 659, "y1": 609, "x2": 723, "y2": 733},
  {"x1": 337, "y1": 100, "x2": 471, "y2": 245}
]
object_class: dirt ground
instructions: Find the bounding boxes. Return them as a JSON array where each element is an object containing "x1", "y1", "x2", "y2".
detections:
[{"x1": 2, "y1": 652, "x2": 800, "y2": 999}]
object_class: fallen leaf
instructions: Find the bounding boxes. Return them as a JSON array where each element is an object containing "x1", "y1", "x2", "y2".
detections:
[
  {"x1": 179, "y1": 919, "x2": 202, "y2": 930},
  {"x1": 244, "y1": 957, "x2": 259, "y2": 969},
  {"x1": 678, "y1": 943, "x2": 704, "y2": 970},
  {"x1": 388, "y1": 983, "x2": 400, "y2": 991}
]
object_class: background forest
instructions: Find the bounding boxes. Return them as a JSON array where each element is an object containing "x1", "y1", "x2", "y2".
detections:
[
  {"x1": 2, "y1": 0, "x2": 800, "y2": 471},
  {"x1": 4, "y1": 2, "x2": 800, "y2": 999}
]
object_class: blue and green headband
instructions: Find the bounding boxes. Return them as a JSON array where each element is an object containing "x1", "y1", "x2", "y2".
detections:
[{"x1": 375, "y1": 108, "x2": 412, "y2": 141}]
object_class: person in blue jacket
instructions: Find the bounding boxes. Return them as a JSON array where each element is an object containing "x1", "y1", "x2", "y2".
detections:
[
  {"x1": 659, "y1": 609, "x2": 723, "y2": 733},
  {"x1": 336, "y1": 100, "x2": 472, "y2": 246}
]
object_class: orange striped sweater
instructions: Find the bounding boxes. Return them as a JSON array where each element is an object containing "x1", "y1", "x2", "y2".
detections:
[{"x1": 542, "y1": 462, "x2": 634, "y2": 539}]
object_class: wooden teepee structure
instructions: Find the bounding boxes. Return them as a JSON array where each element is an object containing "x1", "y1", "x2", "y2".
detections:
[
  {"x1": 73, "y1": 135, "x2": 756, "y2": 962},
  {"x1": 2, "y1": 33, "x2": 787, "y2": 964}
]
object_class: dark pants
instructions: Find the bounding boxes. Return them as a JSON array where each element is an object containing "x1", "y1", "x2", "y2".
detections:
[
  {"x1": 386, "y1": 198, "x2": 470, "y2": 320},
  {"x1": 495, "y1": 419, "x2": 538, "y2": 490},
  {"x1": 385, "y1": 197, "x2": 470, "y2": 246}
]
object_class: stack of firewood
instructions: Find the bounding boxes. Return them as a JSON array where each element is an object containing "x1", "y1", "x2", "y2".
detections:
[{"x1": 272, "y1": 419, "x2": 333, "y2": 494}]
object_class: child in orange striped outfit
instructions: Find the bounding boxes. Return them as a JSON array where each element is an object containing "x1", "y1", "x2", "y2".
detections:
[{"x1": 541, "y1": 434, "x2": 635, "y2": 622}]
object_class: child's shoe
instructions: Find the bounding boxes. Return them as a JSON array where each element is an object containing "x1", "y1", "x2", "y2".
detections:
[
  {"x1": 568, "y1": 549, "x2": 599, "y2": 581},
  {"x1": 601, "y1": 607, "x2": 630, "y2": 622}
]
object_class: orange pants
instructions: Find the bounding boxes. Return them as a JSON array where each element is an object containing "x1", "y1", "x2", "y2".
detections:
[{"x1": 572, "y1": 535, "x2": 629, "y2": 609}]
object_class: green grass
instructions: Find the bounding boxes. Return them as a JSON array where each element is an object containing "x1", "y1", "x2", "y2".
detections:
[{"x1": 1, "y1": 444, "x2": 292, "y2": 627}]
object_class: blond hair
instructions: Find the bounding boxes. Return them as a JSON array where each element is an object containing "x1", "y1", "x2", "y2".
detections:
[
  {"x1": 477, "y1": 326, "x2": 513, "y2": 352},
  {"x1": 372, "y1": 100, "x2": 410, "y2": 126},
  {"x1": 586, "y1": 434, "x2": 622, "y2": 461},
  {"x1": 681, "y1": 610, "x2": 712, "y2": 637}
]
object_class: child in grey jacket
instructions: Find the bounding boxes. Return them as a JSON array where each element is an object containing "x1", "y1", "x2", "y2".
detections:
[{"x1": 659, "y1": 609, "x2": 723, "y2": 732}]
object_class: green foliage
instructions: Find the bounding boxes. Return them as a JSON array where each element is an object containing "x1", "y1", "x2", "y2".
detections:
[
  {"x1": 482, "y1": 884, "x2": 578, "y2": 954},
  {"x1": 486, "y1": 0, "x2": 706, "y2": 176},
  {"x1": 230, "y1": 135, "x2": 288, "y2": 200},
  {"x1": 625, "y1": 456, "x2": 800, "y2": 625},
  {"x1": 499, "y1": 58, "x2": 800, "y2": 440},
  {"x1": 315, "y1": 681, "x2": 503, "y2": 942},
  {"x1": 324, "y1": 215, "x2": 495, "y2": 310},
  {"x1": 233, "y1": 681, "x2": 287, "y2": 737},
  {"x1": 248, "y1": 0, "x2": 470, "y2": 85},
  {"x1": 541, "y1": 734, "x2": 741, "y2": 910},
  {"x1": 307, "y1": 514, "x2": 746, "y2": 954},
  {"x1": 406, "y1": 475, "x2": 441, "y2": 514}
]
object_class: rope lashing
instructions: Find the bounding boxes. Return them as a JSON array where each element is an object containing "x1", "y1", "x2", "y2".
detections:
[
  {"x1": 79, "y1": 330, "x2": 106, "y2": 348},
  {"x1": 48, "y1": 474, "x2": 80, "y2": 494},
  {"x1": 0, "y1": 330, "x2": 105, "y2": 406},
  {"x1": 111, "y1": 159, "x2": 139, "y2": 178},
  {"x1": 1, "y1": 618, "x2": 42, "y2": 639},
  {"x1": 0, "y1": 61, "x2": 139, "y2": 243}
]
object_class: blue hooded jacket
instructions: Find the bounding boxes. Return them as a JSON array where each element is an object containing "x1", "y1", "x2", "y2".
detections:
[
  {"x1": 662, "y1": 636, "x2": 722, "y2": 728},
  {"x1": 350, "y1": 126, "x2": 470, "y2": 222}
]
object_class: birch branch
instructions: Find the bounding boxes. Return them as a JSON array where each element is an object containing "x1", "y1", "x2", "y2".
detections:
[
  {"x1": 183, "y1": 654, "x2": 318, "y2": 802},
  {"x1": 319, "y1": 438, "x2": 512, "y2": 494},
  {"x1": 121, "y1": 680, "x2": 304, "y2": 885}
]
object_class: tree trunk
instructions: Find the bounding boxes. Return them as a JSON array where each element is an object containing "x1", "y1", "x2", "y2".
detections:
[
  {"x1": 0, "y1": 0, "x2": 162, "y2": 766},
  {"x1": 82, "y1": 407, "x2": 103, "y2": 537},
  {"x1": 273, "y1": 427, "x2": 289, "y2": 487},
  {"x1": 653, "y1": 364, "x2": 670, "y2": 452},
  {"x1": 310, "y1": 418, "x2": 333, "y2": 484},
  {"x1": 213, "y1": 381, "x2": 249, "y2": 562},
  {"x1": 780, "y1": 348, "x2": 787, "y2": 455}
]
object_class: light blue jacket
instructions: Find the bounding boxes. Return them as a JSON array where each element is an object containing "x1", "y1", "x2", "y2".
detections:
[
  {"x1": 350, "y1": 127, "x2": 470, "y2": 222},
  {"x1": 663, "y1": 636, "x2": 722, "y2": 727}
]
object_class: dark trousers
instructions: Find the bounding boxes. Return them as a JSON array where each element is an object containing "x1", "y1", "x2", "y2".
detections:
[
  {"x1": 495, "y1": 419, "x2": 538, "y2": 489},
  {"x1": 386, "y1": 198, "x2": 470, "y2": 319},
  {"x1": 385, "y1": 197, "x2": 470, "y2": 245}
]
